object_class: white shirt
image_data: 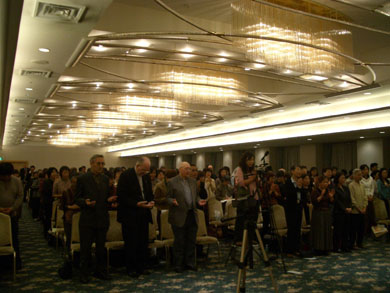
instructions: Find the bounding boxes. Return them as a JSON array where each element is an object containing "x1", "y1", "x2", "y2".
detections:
[{"x1": 360, "y1": 176, "x2": 375, "y2": 197}]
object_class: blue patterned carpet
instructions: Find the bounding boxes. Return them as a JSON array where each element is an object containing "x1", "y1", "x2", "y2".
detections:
[{"x1": 1, "y1": 205, "x2": 390, "y2": 292}]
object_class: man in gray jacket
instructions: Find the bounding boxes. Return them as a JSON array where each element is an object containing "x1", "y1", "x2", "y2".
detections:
[{"x1": 167, "y1": 162, "x2": 206, "y2": 273}]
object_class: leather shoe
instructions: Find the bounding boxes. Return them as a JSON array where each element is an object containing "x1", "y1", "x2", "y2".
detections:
[
  {"x1": 127, "y1": 271, "x2": 140, "y2": 278},
  {"x1": 174, "y1": 267, "x2": 184, "y2": 273},
  {"x1": 184, "y1": 265, "x2": 197, "y2": 272},
  {"x1": 93, "y1": 271, "x2": 111, "y2": 280},
  {"x1": 80, "y1": 275, "x2": 91, "y2": 284}
]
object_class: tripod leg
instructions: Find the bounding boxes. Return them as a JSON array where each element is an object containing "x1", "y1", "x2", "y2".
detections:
[
  {"x1": 255, "y1": 228, "x2": 279, "y2": 292},
  {"x1": 237, "y1": 229, "x2": 248, "y2": 293},
  {"x1": 254, "y1": 229, "x2": 269, "y2": 264}
]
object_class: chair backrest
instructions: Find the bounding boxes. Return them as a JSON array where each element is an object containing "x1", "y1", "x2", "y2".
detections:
[
  {"x1": 71, "y1": 212, "x2": 80, "y2": 243},
  {"x1": 197, "y1": 209, "x2": 208, "y2": 237},
  {"x1": 56, "y1": 204, "x2": 64, "y2": 228},
  {"x1": 225, "y1": 199, "x2": 237, "y2": 225},
  {"x1": 106, "y1": 210, "x2": 123, "y2": 242},
  {"x1": 0, "y1": 213, "x2": 12, "y2": 247},
  {"x1": 51, "y1": 200, "x2": 60, "y2": 222},
  {"x1": 271, "y1": 204, "x2": 287, "y2": 230},
  {"x1": 208, "y1": 198, "x2": 223, "y2": 222},
  {"x1": 160, "y1": 210, "x2": 174, "y2": 240},
  {"x1": 374, "y1": 198, "x2": 388, "y2": 220},
  {"x1": 151, "y1": 206, "x2": 158, "y2": 232}
]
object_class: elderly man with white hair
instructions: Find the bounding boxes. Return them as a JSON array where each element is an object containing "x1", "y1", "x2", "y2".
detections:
[
  {"x1": 167, "y1": 161, "x2": 206, "y2": 273},
  {"x1": 348, "y1": 168, "x2": 368, "y2": 249}
]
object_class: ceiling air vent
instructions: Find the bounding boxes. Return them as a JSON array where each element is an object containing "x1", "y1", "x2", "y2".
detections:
[
  {"x1": 11, "y1": 114, "x2": 29, "y2": 118},
  {"x1": 33, "y1": 1, "x2": 86, "y2": 23},
  {"x1": 14, "y1": 98, "x2": 38, "y2": 104},
  {"x1": 20, "y1": 69, "x2": 52, "y2": 78}
]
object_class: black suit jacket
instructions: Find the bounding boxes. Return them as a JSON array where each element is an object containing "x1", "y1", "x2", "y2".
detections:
[
  {"x1": 281, "y1": 178, "x2": 303, "y2": 213},
  {"x1": 116, "y1": 168, "x2": 153, "y2": 226},
  {"x1": 75, "y1": 172, "x2": 110, "y2": 228}
]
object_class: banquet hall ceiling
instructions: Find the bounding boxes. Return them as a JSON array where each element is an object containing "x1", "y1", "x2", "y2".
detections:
[{"x1": 2, "y1": 0, "x2": 390, "y2": 150}]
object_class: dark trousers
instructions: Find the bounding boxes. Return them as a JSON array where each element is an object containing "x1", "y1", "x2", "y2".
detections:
[
  {"x1": 333, "y1": 213, "x2": 350, "y2": 250},
  {"x1": 64, "y1": 221, "x2": 72, "y2": 253},
  {"x1": 122, "y1": 221, "x2": 149, "y2": 273},
  {"x1": 350, "y1": 213, "x2": 365, "y2": 247},
  {"x1": 303, "y1": 204, "x2": 310, "y2": 225},
  {"x1": 79, "y1": 224, "x2": 108, "y2": 277},
  {"x1": 171, "y1": 211, "x2": 197, "y2": 269},
  {"x1": 43, "y1": 203, "x2": 52, "y2": 238},
  {"x1": 286, "y1": 205, "x2": 303, "y2": 253},
  {"x1": 11, "y1": 217, "x2": 21, "y2": 263},
  {"x1": 30, "y1": 197, "x2": 40, "y2": 219},
  {"x1": 383, "y1": 199, "x2": 390, "y2": 219}
]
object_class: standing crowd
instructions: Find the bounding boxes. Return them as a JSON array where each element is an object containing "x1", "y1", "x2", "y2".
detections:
[{"x1": 0, "y1": 152, "x2": 389, "y2": 283}]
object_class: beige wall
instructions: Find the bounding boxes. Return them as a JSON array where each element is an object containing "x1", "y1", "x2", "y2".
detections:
[
  {"x1": 0, "y1": 145, "x2": 135, "y2": 169},
  {"x1": 357, "y1": 138, "x2": 384, "y2": 168},
  {"x1": 300, "y1": 144, "x2": 317, "y2": 168}
]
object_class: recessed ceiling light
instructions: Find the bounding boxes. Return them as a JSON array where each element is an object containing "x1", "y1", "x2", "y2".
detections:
[
  {"x1": 307, "y1": 138, "x2": 312, "y2": 141},
  {"x1": 254, "y1": 63, "x2": 266, "y2": 69},
  {"x1": 66, "y1": 125, "x2": 70, "y2": 128},
  {"x1": 339, "y1": 81, "x2": 349, "y2": 88},
  {"x1": 300, "y1": 74, "x2": 328, "y2": 81},
  {"x1": 283, "y1": 69, "x2": 292, "y2": 74},
  {"x1": 152, "y1": 121, "x2": 156, "y2": 125},
  {"x1": 380, "y1": 131, "x2": 385, "y2": 134},
  {"x1": 48, "y1": 123, "x2": 52, "y2": 128},
  {"x1": 364, "y1": 92, "x2": 371, "y2": 95},
  {"x1": 244, "y1": 68, "x2": 251, "y2": 71},
  {"x1": 278, "y1": 109, "x2": 284, "y2": 112},
  {"x1": 217, "y1": 58, "x2": 227, "y2": 62},
  {"x1": 128, "y1": 83, "x2": 134, "y2": 89},
  {"x1": 254, "y1": 146, "x2": 258, "y2": 148},
  {"x1": 19, "y1": 108, "x2": 24, "y2": 111},
  {"x1": 38, "y1": 48, "x2": 50, "y2": 53},
  {"x1": 21, "y1": 139, "x2": 24, "y2": 143},
  {"x1": 57, "y1": 130, "x2": 60, "y2": 134},
  {"x1": 28, "y1": 131, "x2": 31, "y2": 134},
  {"x1": 97, "y1": 104, "x2": 103, "y2": 109},
  {"x1": 360, "y1": 136, "x2": 365, "y2": 139},
  {"x1": 125, "y1": 50, "x2": 129, "y2": 54},
  {"x1": 135, "y1": 40, "x2": 150, "y2": 47},
  {"x1": 15, "y1": 120, "x2": 19, "y2": 123},
  {"x1": 168, "y1": 123, "x2": 172, "y2": 127},
  {"x1": 180, "y1": 53, "x2": 195, "y2": 59},
  {"x1": 181, "y1": 46, "x2": 193, "y2": 53},
  {"x1": 253, "y1": 103, "x2": 260, "y2": 106},
  {"x1": 26, "y1": 87, "x2": 33, "y2": 91},
  {"x1": 72, "y1": 102, "x2": 77, "y2": 108},
  {"x1": 95, "y1": 45, "x2": 106, "y2": 52}
]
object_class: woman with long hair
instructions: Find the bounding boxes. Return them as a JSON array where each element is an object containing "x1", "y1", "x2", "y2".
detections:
[{"x1": 233, "y1": 151, "x2": 259, "y2": 242}]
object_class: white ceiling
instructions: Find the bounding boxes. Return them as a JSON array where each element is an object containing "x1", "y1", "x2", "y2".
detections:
[{"x1": 1, "y1": 0, "x2": 390, "y2": 154}]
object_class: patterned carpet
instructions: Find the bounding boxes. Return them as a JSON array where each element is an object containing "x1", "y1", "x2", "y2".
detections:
[{"x1": 1, "y1": 204, "x2": 390, "y2": 292}]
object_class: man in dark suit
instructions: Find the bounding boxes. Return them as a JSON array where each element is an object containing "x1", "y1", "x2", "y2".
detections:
[
  {"x1": 280, "y1": 165, "x2": 303, "y2": 256},
  {"x1": 75, "y1": 154, "x2": 117, "y2": 283},
  {"x1": 117, "y1": 156, "x2": 154, "y2": 278},
  {"x1": 167, "y1": 161, "x2": 207, "y2": 273}
]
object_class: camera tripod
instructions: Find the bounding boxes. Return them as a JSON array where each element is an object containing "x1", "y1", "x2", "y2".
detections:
[{"x1": 236, "y1": 217, "x2": 279, "y2": 293}]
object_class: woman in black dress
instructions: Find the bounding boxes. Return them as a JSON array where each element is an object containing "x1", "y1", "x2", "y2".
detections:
[
  {"x1": 311, "y1": 175, "x2": 334, "y2": 255},
  {"x1": 333, "y1": 172, "x2": 352, "y2": 252}
]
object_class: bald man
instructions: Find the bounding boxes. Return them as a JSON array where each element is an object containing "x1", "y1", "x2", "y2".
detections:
[
  {"x1": 167, "y1": 162, "x2": 206, "y2": 273},
  {"x1": 117, "y1": 157, "x2": 154, "y2": 278}
]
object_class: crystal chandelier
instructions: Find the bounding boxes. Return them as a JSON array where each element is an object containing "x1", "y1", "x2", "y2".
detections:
[
  {"x1": 158, "y1": 70, "x2": 246, "y2": 105},
  {"x1": 231, "y1": 0, "x2": 353, "y2": 75},
  {"x1": 111, "y1": 95, "x2": 185, "y2": 121}
]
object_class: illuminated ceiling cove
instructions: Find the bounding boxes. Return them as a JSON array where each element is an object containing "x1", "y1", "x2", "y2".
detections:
[{"x1": 3, "y1": 0, "x2": 390, "y2": 153}]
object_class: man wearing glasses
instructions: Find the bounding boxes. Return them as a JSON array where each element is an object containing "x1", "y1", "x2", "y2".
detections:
[
  {"x1": 75, "y1": 154, "x2": 118, "y2": 283},
  {"x1": 117, "y1": 156, "x2": 154, "y2": 278}
]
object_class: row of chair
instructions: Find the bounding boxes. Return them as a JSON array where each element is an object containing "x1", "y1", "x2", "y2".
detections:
[{"x1": 68, "y1": 208, "x2": 221, "y2": 272}]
